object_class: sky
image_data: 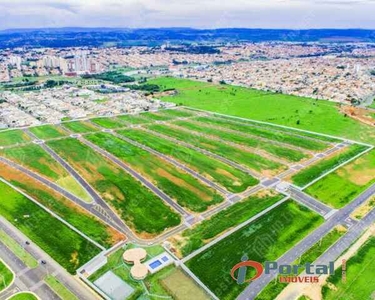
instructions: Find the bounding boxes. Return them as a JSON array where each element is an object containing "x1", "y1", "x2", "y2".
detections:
[{"x1": 0, "y1": 0, "x2": 374, "y2": 30}]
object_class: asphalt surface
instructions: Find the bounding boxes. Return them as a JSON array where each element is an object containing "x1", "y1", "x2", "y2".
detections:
[
  {"x1": 289, "y1": 187, "x2": 334, "y2": 217},
  {"x1": 237, "y1": 182, "x2": 375, "y2": 300},
  {"x1": 0, "y1": 217, "x2": 97, "y2": 300}
]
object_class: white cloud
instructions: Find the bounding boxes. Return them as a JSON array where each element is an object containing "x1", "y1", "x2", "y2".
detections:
[{"x1": 0, "y1": 0, "x2": 374, "y2": 29}]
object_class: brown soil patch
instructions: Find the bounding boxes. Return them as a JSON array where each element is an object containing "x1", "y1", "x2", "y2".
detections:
[
  {"x1": 336, "y1": 156, "x2": 375, "y2": 186},
  {"x1": 351, "y1": 196, "x2": 375, "y2": 220},
  {"x1": 215, "y1": 168, "x2": 241, "y2": 185},
  {"x1": 341, "y1": 105, "x2": 375, "y2": 127},
  {"x1": 156, "y1": 167, "x2": 211, "y2": 201}
]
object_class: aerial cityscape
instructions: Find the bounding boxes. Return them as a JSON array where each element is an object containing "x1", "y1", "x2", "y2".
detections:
[{"x1": 0, "y1": 1, "x2": 375, "y2": 300}]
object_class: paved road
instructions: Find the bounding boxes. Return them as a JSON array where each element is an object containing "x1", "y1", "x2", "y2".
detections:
[
  {"x1": 237, "y1": 182, "x2": 375, "y2": 300},
  {"x1": 79, "y1": 137, "x2": 191, "y2": 218},
  {"x1": 289, "y1": 187, "x2": 334, "y2": 218},
  {"x1": 145, "y1": 128, "x2": 261, "y2": 178},
  {"x1": 0, "y1": 156, "x2": 126, "y2": 237},
  {"x1": 0, "y1": 217, "x2": 97, "y2": 300},
  {"x1": 111, "y1": 131, "x2": 231, "y2": 196}
]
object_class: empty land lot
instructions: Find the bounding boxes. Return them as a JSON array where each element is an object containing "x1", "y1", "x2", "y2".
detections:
[
  {"x1": 171, "y1": 119, "x2": 309, "y2": 162},
  {"x1": 62, "y1": 121, "x2": 99, "y2": 133},
  {"x1": 117, "y1": 128, "x2": 258, "y2": 193},
  {"x1": 86, "y1": 132, "x2": 224, "y2": 212},
  {"x1": 0, "y1": 259, "x2": 13, "y2": 292},
  {"x1": 0, "y1": 143, "x2": 91, "y2": 201},
  {"x1": 148, "y1": 124, "x2": 286, "y2": 175},
  {"x1": 305, "y1": 149, "x2": 375, "y2": 208},
  {"x1": 148, "y1": 77, "x2": 375, "y2": 145},
  {"x1": 0, "y1": 180, "x2": 100, "y2": 274},
  {"x1": 0, "y1": 162, "x2": 123, "y2": 248},
  {"x1": 291, "y1": 144, "x2": 369, "y2": 187},
  {"x1": 28, "y1": 124, "x2": 68, "y2": 139},
  {"x1": 322, "y1": 236, "x2": 375, "y2": 300},
  {"x1": 170, "y1": 190, "x2": 284, "y2": 257},
  {"x1": 0, "y1": 129, "x2": 31, "y2": 147},
  {"x1": 47, "y1": 138, "x2": 181, "y2": 237},
  {"x1": 186, "y1": 200, "x2": 323, "y2": 300}
]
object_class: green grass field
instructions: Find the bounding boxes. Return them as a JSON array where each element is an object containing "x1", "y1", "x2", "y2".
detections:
[
  {"x1": 47, "y1": 138, "x2": 181, "y2": 236},
  {"x1": 86, "y1": 132, "x2": 223, "y2": 212},
  {"x1": 292, "y1": 144, "x2": 369, "y2": 187},
  {"x1": 149, "y1": 77, "x2": 375, "y2": 145},
  {"x1": 173, "y1": 191, "x2": 284, "y2": 257},
  {"x1": 158, "y1": 108, "x2": 195, "y2": 118},
  {"x1": 117, "y1": 114, "x2": 153, "y2": 125},
  {"x1": 148, "y1": 124, "x2": 285, "y2": 175},
  {"x1": 0, "y1": 180, "x2": 100, "y2": 274},
  {"x1": 0, "y1": 130, "x2": 31, "y2": 147},
  {"x1": 7, "y1": 292, "x2": 38, "y2": 300},
  {"x1": 173, "y1": 119, "x2": 308, "y2": 162},
  {"x1": 1, "y1": 144, "x2": 91, "y2": 202},
  {"x1": 62, "y1": 121, "x2": 99, "y2": 133},
  {"x1": 117, "y1": 129, "x2": 258, "y2": 193},
  {"x1": 2, "y1": 171, "x2": 121, "y2": 247},
  {"x1": 305, "y1": 149, "x2": 375, "y2": 208},
  {"x1": 139, "y1": 112, "x2": 174, "y2": 121},
  {"x1": 28, "y1": 125, "x2": 68, "y2": 139},
  {"x1": 214, "y1": 114, "x2": 340, "y2": 143},
  {"x1": 0, "y1": 260, "x2": 13, "y2": 292},
  {"x1": 322, "y1": 236, "x2": 375, "y2": 300},
  {"x1": 90, "y1": 117, "x2": 127, "y2": 129},
  {"x1": 186, "y1": 200, "x2": 324, "y2": 300},
  {"x1": 45, "y1": 275, "x2": 78, "y2": 300},
  {"x1": 194, "y1": 116, "x2": 329, "y2": 151},
  {"x1": 256, "y1": 227, "x2": 345, "y2": 300}
]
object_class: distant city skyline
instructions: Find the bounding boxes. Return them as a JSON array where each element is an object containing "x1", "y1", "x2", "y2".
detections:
[{"x1": 0, "y1": 0, "x2": 375, "y2": 30}]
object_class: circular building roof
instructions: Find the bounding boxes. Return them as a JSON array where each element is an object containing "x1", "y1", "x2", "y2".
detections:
[
  {"x1": 123, "y1": 248, "x2": 147, "y2": 264},
  {"x1": 130, "y1": 263, "x2": 149, "y2": 280}
]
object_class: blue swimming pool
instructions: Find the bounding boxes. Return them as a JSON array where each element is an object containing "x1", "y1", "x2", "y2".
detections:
[{"x1": 149, "y1": 260, "x2": 162, "y2": 269}]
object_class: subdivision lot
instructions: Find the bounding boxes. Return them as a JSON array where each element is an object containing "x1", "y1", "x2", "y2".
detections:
[
  {"x1": 158, "y1": 108, "x2": 195, "y2": 118},
  {"x1": 213, "y1": 114, "x2": 341, "y2": 143},
  {"x1": 0, "y1": 259, "x2": 13, "y2": 292},
  {"x1": 148, "y1": 124, "x2": 286, "y2": 175},
  {"x1": 305, "y1": 149, "x2": 375, "y2": 208},
  {"x1": 28, "y1": 124, "x2": 68, "y2": 139},
  {"x1": 0, "y1": 144, "x2": 91, "y2": 202},
  {"x1": 62, "y1": 121, "x2": 99, "y2": 133},
  {"x1": 172, "y1": 119, "x2": 309, "y2": 162},
  {"x1": 0, "y1": 162, "x2": 124, "y2": 248},
  {"x1": 116, "y1": 114, "x2": 152, "y2": 125},
  {"x1": 139, "y1": 111, "x2": 175, "y2": 121},
  {"x1": 322, "y1": 236, "x2": 375, "y2": 300},
  {"x1": 256, "y1": 227, "x2": 346, "y2": 300},
  {"x1": 170, "y1": 190, "x2": 284, "y2": 257},
  {"x1": 0, "y1": 130, "x2": 31, "y2": 147},
  {"x1": 149, "y1": 77, "x2": 375, "y2": 145},
  {"x1": 0, "y1": 180, "x2": 100, "y2": 274},
  {"x1": 193, "y1": 116, "x2": 329, "y2": 151},
  {"x1": 186, "y1": 200, "x2": 324, "y2": 300},
  {"x1": 90, "y1": 117, "x2": 127, "y2": 129},
  {"x1": 86, "y1": 132, "x2": 224, "y2": 212},
  {"x1": 47, "y1": 138, "x2": 181, "y2": 237},
  {"x1": 291, "y1": 144, "x2": 369, "y2": 187},
  {"x1": 117, "y1": 129, "x2": 258, "y2": 193}
]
